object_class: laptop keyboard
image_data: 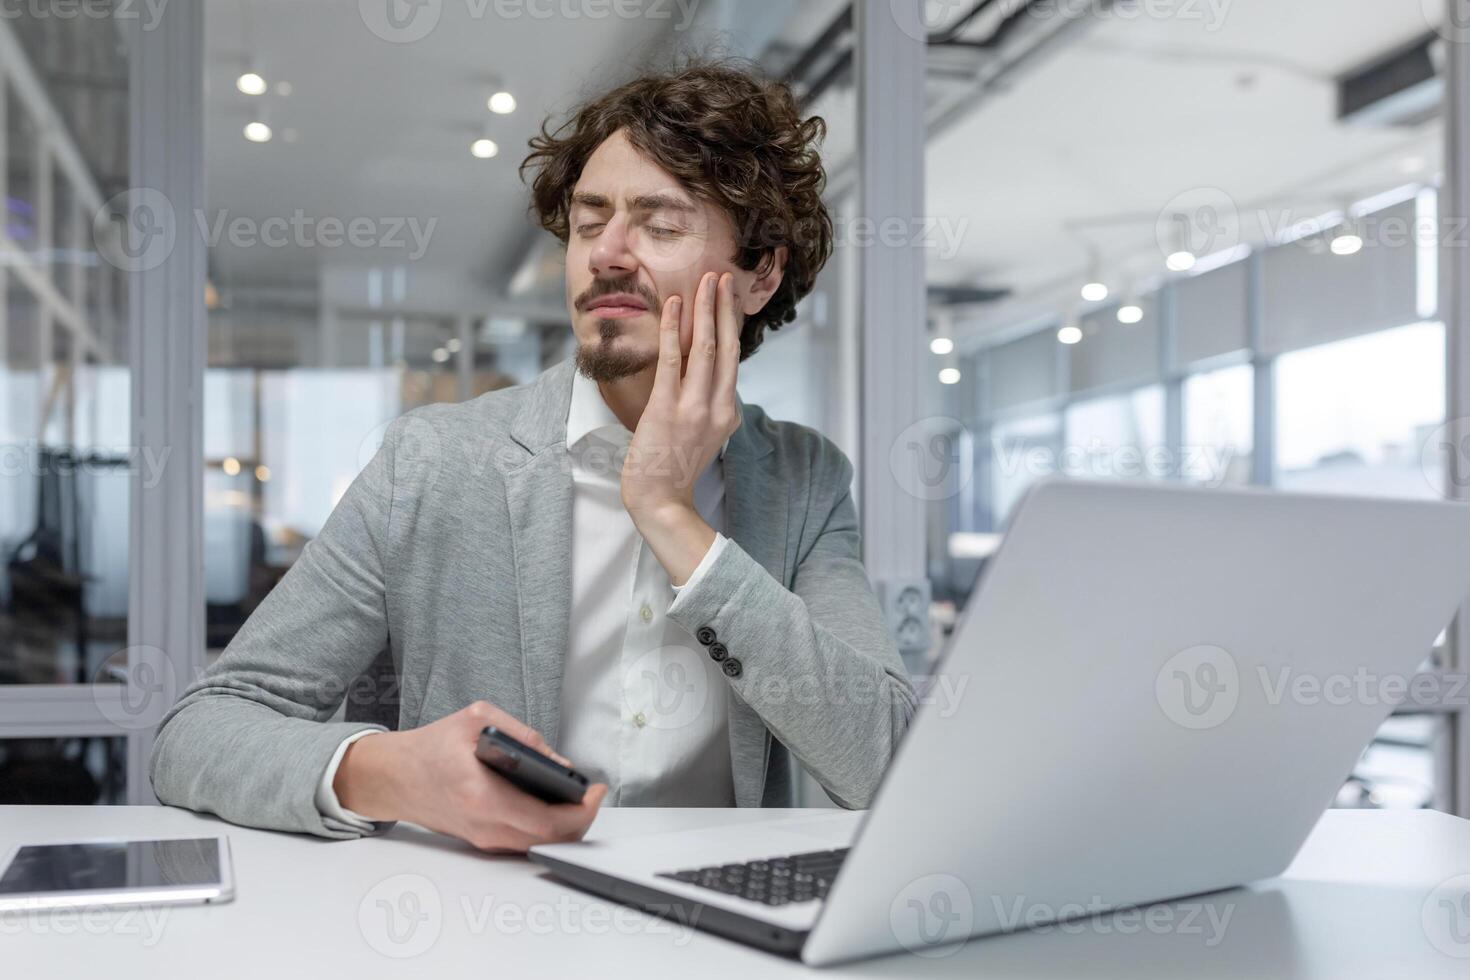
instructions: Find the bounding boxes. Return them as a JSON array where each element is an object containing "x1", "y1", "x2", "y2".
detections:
[{"x1": 656, "y1": 848, "x2": 849, "y2": 906}]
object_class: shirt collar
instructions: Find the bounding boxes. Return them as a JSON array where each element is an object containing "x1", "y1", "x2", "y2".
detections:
[{"x1": 565, "y1": 368, "x2": 728, "y2": 459}]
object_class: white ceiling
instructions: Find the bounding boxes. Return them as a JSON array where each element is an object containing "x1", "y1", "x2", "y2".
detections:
[
  {"x1": 203, "y1": 0, "x2": 1453, "y2": 344},
  {"x1": 204, "y1": 0, "x2": 681, "y2": 307},
  {"x1": 927, "y1": 0, "x2": 1449, "y2": 343}
]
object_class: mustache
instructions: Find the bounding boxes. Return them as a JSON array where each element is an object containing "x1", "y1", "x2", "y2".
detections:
[{"x1": 574, "y1": 275, "x2": 660, "y2": 313}]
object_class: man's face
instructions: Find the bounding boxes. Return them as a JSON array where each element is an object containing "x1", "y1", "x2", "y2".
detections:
[{"x1": 565, "y1": 129, "x2": 777, "y2": 382}]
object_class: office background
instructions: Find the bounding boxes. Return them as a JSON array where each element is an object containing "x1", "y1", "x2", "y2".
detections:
[{"x1": 0, "y1": 0, "x2": 1467, "y2": 818}]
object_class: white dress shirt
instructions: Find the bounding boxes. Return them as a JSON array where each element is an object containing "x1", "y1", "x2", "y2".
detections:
[{"x1": 315, "y1": 370, "x2": 733, "y2": 828}]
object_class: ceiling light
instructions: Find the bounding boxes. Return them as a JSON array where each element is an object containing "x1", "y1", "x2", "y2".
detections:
[
  {"x1": 1330, "y1": 231, "x2": 1364, "y2": 256},
  {"x1": 1117, "y1": 304, "x2": 1144, "y2": 324},
  {"x1": 1332, "y1": 200, "x2": 1364, "y2": 256},
  {"x1": 446, "y1": 337, "x2": 462, "y2": 353},
  {"x1": 1081, "y1": 281, "x2": 1109, "y2": 302},
  {"x1": 471, "y1": 138, "x2": 499, "y2": 159},
  {"x1": 488, "y1": 91, "x2": 517, "y2": 114},
  {"x1": 938, "y1": 367, "x2": 961, "y2": 385},
  {"x1": 1058, "y1": 324, "x2": 1082, "y2": 345},
  {"x1": 243, "y1": 121, "x2": 272, "y2": 143},
  {"x1": 431, "y1": 347, "x2": 450, "y2": 363},
  {"x1": 1165, "y1": 250, "x2": 1197, "y2": 272},
  {"x1": 222, "y1": 457, "x2": 241, "y2": 476},
  {"x1": 929, "y1": 336, "x2": 954, "y2": 355},
  {"x1": 236, "y1": 71, "x2": 267, "y2": 96},
  {"x1": 255, "y1": 465, "x2": 271, "y2": 482}
]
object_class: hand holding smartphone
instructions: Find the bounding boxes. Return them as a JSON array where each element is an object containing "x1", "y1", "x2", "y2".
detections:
[{"x1": 475, "y1": 726, "x2": 591, "y2": 805}]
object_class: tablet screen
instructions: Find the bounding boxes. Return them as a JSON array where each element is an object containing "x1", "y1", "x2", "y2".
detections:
[{"x1": 0, "y1": 838, "x2": 222, "y2": 895}]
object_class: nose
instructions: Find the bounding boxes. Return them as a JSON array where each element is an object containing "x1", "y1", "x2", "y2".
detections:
[{"x1": 588, "y1": 212, "x2": 639, "y2": 280}]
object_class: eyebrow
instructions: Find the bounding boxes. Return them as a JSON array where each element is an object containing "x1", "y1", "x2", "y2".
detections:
[{"x1": 570, "y1": 191, "x2": 697, "y2": 214}]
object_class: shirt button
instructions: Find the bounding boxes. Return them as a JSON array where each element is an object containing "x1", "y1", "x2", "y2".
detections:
[
  {"x1": 633, "y1": 711, "x2": 647, "y2": 728},
  {"x1": 639, "y1": 604, "x2": 653, "y2": 623}
]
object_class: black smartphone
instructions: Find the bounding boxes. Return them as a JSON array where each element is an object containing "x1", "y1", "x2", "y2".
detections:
[{"x1": 475, "y1": 726, "x2": 590, "y2": 805}]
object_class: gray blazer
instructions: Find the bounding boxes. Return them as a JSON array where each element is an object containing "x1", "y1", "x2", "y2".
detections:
[{"x1": 151, "y1": 357, "x2": 917, "y2": 839}]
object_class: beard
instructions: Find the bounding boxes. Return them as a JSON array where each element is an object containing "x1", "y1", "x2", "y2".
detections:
[{"x1": 574, "y1": 318, "x2": 658, "y2": 382}]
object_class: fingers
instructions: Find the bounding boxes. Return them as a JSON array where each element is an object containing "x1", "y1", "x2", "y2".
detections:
[
  {"x1": 653, "y1": 294, "x2": 683, "y2": 404},
  {"x1": 682, "y1": 272, "x2": 718, "y2": 402},
  {"x1": 487, "y1": 774, "x2": 607, "y2": 844},
  {"x1": 712, "y1": 272, "x2": 740, "y2": 411}
]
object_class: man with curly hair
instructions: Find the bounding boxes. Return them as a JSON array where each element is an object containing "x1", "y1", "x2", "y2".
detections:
[{"x1": 151, "y1": 61, "x2": 917, "y2": 852}]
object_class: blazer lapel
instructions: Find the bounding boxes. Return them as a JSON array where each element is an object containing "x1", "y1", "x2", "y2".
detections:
[
  {"x1": 504, "y1": 359, "x2": 577, "y2": 744},
  {"x1": 722, "y1": 399, "x2": 790, "y2": 806}
]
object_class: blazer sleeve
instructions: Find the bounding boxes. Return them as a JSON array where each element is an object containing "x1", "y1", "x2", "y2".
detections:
[
  {"x1": 667, "y1": 449, "x2": 918, "y2": 808},
  {"x1": 148, "y1": 416, "x2": 418, "y2": 839}
]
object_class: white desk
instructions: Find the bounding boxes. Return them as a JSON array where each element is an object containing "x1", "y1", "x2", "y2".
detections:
[{"x1": 4, "y1": 806, "x2": 1470, "y2": 978}]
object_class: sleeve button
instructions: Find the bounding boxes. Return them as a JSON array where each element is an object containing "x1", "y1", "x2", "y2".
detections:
[
  {"x1": 695, "y1": 626, "x2": 717, "y2": 646},
  {"x1": 721, "y1": 658, "x2": 743, "y2": 678},
  {"x1": 708, "y1": 642, "x2": 728, "y2": 662}
]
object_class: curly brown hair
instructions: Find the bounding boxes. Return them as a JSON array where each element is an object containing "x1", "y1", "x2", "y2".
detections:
[{"x1": 520, "y1": 60, "x2": 833, "y2": 360}]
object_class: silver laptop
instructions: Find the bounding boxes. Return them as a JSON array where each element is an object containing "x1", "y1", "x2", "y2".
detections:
[{"x1": 531, "y1": 478, "x2": 1470, "y2": 966}]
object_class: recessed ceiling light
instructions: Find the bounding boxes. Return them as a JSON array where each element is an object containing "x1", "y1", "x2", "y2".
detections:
[
  {"x1": 243, "y1": 121, "x2": 272, "y2": 143},
  {"x1": 1057, "y1": 324, "x2": 1082, "y2": 345},
  {"x1": 1117, "y1": 304, "x2": 1144, "y2": 324},
  {"x1": 471, "y1": 138, "x2": 499, "y2": 159},
  {"x1": 1165, "y1": 250, "x2": 1197, "y2": 272},
  {"x1": 938, "y1": 367, "x2": 961, "y2": 385},
  {"x1": 929, "y1": 337, "x2": 954, "y2": 355},
  {"x1": 1081, "y1": 281, "x2": 1109, "y2": 302},
  {"x1": 1330, "y1": 232, "x2": 1364, "y2": 256},
  {"x1": 488, "y1": 91, "x2": 516, "y2": 114},
  {"x1": 431, "y1": 347, "x2": 450, "y2": 363},
  {"x1": 236, "y1": 72, "x2": 267, "y2": 96}
]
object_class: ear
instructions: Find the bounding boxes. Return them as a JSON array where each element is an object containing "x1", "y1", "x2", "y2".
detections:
[{"x1": 739, "y1": 246, "x2": 788, "y2": 317}]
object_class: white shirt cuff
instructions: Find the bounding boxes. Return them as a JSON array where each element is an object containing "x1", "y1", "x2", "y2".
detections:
[
  {"x1": 315, "y1": 729, "x2": 386, "y2": 831},
  {"x1": 671, "y1": 531, "x2": 728, "y2": 595}
]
